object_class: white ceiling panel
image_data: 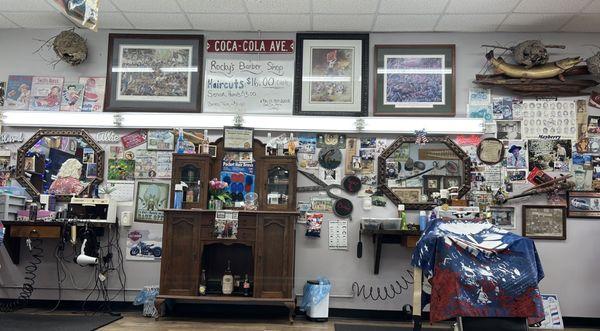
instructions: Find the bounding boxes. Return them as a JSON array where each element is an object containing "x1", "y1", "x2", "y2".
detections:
[
  {"x1": 514, "y1": 0, "x2": 592, "y2": 13},
  {"x1": 313, "y1": 0, "x2": 379, "y2": 14},
  {"x1": 176, "y1": 0, "x2": 247, "y2": 14},
  {"x1": 3, "y1": 12, "x2": 72, "y2": 28},
  {"x1": 99, "y1": 0, "x2": 119, "y2": 13},
  {"x1": 189, "y1": 13, "x2": 252, "y2": 31},
  {"x1": 111, "y1": 0, "x2": 181, "y2": 13},
  {"x1": 313, "y1": 14, "x2": 374, "y2": 31},
  {"x1": 0, "y1": 13, "x2": 18, "y2": 28},
  {"x1": 373, "y1": 14, "x2": 439, "y2": 32},
  {"x1": 378, "y1": 0, "x2": 449, "y2": 14},
  {"x1": 249, "y1": 14, "x2": 311, "y2": 31},
  {"x1": 245, "y1": 0, "x2": 311, "y2": 14},
  {"x1": 99, "y1": 12, "x2": 133, "y2": 29},
  {"x1": 583, "y1": 0, "x2": 600, "y2": 13},
  {"x1": 436, "y1": 14, "x2": 505, "y2": 31},
  {"x1": 446, "y1": 0, "x2": 519, "y2": 14},
  {"x1": 125, "y1": 13, "x2": 191, "y2": 29},
  {"x1": 499, "y1": 13, "x2": 572, "y2": 31},
  {"x1": 561, "y1": 14, "x2": 600, "y2": 32},
  {"x1": 0, "y1": 0, "x2": 54, "y2": 11}
]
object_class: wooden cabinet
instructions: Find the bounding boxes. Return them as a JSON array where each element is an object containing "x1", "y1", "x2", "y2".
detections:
[
  {"x1": 257, "y1": 157, "x2": 297, "y2": 211},
  {"x1": 158, "y1": 209, "x2": 298, "y2": 320},
  {"x1": 170, "y1": 154, "x2": 212, "y2": 209}
]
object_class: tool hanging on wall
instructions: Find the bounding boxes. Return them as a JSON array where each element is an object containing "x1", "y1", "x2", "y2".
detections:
[
  {"x1": 494, "y1": 174, "x2": 574, "y2": 205},
  {"x1": 298, "y1": 170, "x2": 361, "y2": 218}
]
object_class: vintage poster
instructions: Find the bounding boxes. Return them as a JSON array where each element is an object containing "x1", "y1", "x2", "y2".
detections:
[
  {"x1": 5, "y1": 75, "x2": 33, "y2": 109},
  {"x1": 108, "y1": 158, "x2": 135, "y2": 181},
  {"x1": 147, "y1": 130, "x2": 175, "y2": 151},
  {"x1": 30, "y1": 76, "x2": 64, "y2": 111},
  {"x1": 298, "y1": 135, "x2": 317, "y2": 154},
  {"x1": 203, "y1": 56, "x2": 294, "y2": 114},
  {"x1": 468, "y1": 104, "x2": 493, "y2": 122},
  {"x1": 528, "y1": 139, "x2": 572, "y2": 173},
  {"x1": 126, "y1": 229, "x2": 162, "y2": 261},
  {"x1": 135, "y1": 181, "x2": 170, "y2": 223},
  {"x1": 79, "y1": 77, "x2": 106, "y2": 112},
  {"x1": 134, "y1": 150, "x2": 158, "y2": 179},
  {"x1": 60, "y1": 83, "x2": 84, "y2": 111},
  {"x1": 156, "y1": 152, "x2": 173, "y2": 178},
  {"x1": 121, "y1": 130, "x2": 147, "y2": 150},
  {"x1": 468, "y1": 87, "x2": 491, "y2": 105},
  {"x1": 522, "y1": 100, "x2": 577, "y2": 139},
  {"x1": 492, "y1": 97, "x2": 513, "y2": 120}
]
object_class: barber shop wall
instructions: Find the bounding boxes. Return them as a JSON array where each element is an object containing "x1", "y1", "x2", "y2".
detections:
[{"x1": 0, "y1": 29, "x2": 599, "y2": 318}]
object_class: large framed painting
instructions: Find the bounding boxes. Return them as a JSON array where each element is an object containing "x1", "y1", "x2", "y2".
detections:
[
  {"x1": 374, "y1": 45, "x2": 455, "y2": 116},
  {"x1": 105, "y1": 34, "x2": 204, "y2": 113},
  {"x1": 293, "y1": 33, "x2": 368, "y2": 117}
]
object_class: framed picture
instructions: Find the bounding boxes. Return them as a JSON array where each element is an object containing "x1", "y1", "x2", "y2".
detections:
[
  {"x1": 223, "y1": 127, "x2": 254, "y2": 151},
  {"x1": 567, "y1": 191, "x2": 600, "y2": 218},
  {"x1": 104, "y1": 33, "x2": 204, "y2": 113},
  {"x1": 294, "y1": 33, "x2": 368, "y2": 117},
  {"x1": 489, "y1": 206, "x2": 516, "y2": 230},
  {"x1": 522, "y1": 205, "x2": 566, "y2": 240},
  {"x1": 443, "y1": 176, "x2": 462, "y2": 189},
  {"x1": 423, "y1": 175, "x2": 442, "y2": 198},
  {"x1": 208, "y1": 145, "x2": 217, "y2": 158},
  {"x1": 147, "y1": 130, "x2": 175, "y2": 151},
  {"x1": 135, "y1": 181, "x2": 170, "y2": 223},
  {"x1": 374, "y1": 45, "x2": 455, "y2": 116},
  {"x1": 391, "y1": 187, "x2": 422, "y2": 203}
]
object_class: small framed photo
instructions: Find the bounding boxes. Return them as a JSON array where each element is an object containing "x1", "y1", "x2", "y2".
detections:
[
  {"x1": 567, "y1": 191, "x2": 600, "y2": 218},
  {"x1": 105, "y1": 33, "x2": 204, "y2": 113},
  {"x1": 423, "y1": 175, "x2": 442, "y2": 197},
  {"x1": 391, "y1": 187, "x2": 422, "y2": 204},
  {"x1": 489, "y1": 206, "x2": 516, "y2": 229},
  {"x1": 208, "y1": 145, "x2": 217, "y2": 158},
  {"x1": 374, "y1": 44, "x2": 455, "y2": 116},
  {"x1": 522, "y1": 205, "x2": 566, "y2": 240},
  {"x1": 223, "y1": 126, "x2": 254, "y2": 151},
  {"x1": 443, "y1": 176, "x2": 462, "y2": 189},
  {"x1": 294, "y1": 33, "x2": 369, "y2": 117}
]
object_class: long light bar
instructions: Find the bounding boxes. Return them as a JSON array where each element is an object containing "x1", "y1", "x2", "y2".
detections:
[{"x1": 2, "y1": 110, "x2": 484, "y2": 134}]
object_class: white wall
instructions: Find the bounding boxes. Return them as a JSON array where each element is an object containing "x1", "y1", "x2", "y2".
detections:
[{"x1": 0, "y1": 29, "x2": 599, "y2": 318}]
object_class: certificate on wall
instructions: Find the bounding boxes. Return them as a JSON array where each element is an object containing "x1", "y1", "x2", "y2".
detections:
[{"x1": 223, "y1": 127, "x2": 253, "y2": 151}]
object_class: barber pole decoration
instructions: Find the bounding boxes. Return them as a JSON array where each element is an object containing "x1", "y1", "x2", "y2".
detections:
[{"x1": 207, "y1": 39, "x2": 294, "y2": 53}]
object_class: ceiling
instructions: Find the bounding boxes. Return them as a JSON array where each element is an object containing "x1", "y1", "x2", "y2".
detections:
[{"x1": 1, "y1": 0, "x2": 600, "y2": 32}]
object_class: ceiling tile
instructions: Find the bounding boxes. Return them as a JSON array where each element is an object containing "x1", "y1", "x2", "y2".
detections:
[
  {"x1": 98, "y1": 12, "x2": 133, "y2": 29},
  {"x1": 378, "y1": 0, "x2": 448, "y2": 14},
  {"x1": 188, "y1": 13, "x2": 251, "y2": 31},
  {"x1": 0, "y1": 0, "x2": 54, "y2": 11},
  {"x1": 499, "y1": 13, "x2": 572, "y2": 31},
  {"x1": 313, "y1": 0, "x2": 379, "y2": 14},
  {"x1": 125, "y1": 13, "x2": 191, "y2": 29},
  {"x1": 583, "y1": 0, "x2": 600, "y2": 13},
  {"x1": 111, "y1": 0, "x2": 181, "y2": 13},
  {"x1": 245, "y1": 0, "x2": 310, "y2": 14},
  {"x1": 3, "y1": 12, "x2": 72, "y2": 28},
  {"x1": 561, "y1": 14, "x2": 600, "y2": 32},
  {"x1": 99, "y1": 0, "x2": 119, "y2": 12},
  {"x1": 177, "y1": 0, "x2": 247, "y2": 13},
  {"x1": 514, "y1": 0, "x2": 591, "y2": 13},
  {"x1": 313, "y1": 14, "x2": 374, "y2": 31},
  {"x1": 446, "y1": 0, "x2": 519, "y2": 13},
  {"x1": 0, "y1": 14, "x2": 18, "y2": 28},
  {"x1": 249, "y1": 14, "x2": 310, "y2": 31},
  {"x1": 373, "y1": 14, "x2": 439, "y2": 32},
  {"x1": 436, "y1": 14, "x2": 505, "y2": 31}
]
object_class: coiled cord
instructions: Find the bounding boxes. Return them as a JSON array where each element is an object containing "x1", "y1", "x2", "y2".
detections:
[
  {"x1": 352, "y1": 269, "x2": 414, "y2": 301},
  {"x1": 0, "y1": 237, "x2": 43, "y2": 312}
]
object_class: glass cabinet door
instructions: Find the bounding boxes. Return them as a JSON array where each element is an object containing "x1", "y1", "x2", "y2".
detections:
[
  {"x1": 180, "y1": 164, "x2": 202, "y2": 204},
  {"x1": 266, "y1": 166, "x2": 290, "y2": 207}
]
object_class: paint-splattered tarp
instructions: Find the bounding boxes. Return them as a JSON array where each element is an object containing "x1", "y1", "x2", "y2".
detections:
[{"x1": 411, "y1": 219, "x2": 545, "y2": 324}]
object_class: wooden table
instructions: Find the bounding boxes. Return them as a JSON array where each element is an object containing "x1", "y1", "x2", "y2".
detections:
[
  {"x1": 361, "y1": 227, "x2": 421, "y2": 275},
  {"x1": 2, "y1": 221, "x2": 63, "y2": 264}
]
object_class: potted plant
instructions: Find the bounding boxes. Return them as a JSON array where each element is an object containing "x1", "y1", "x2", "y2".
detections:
[
  {"x1": 99, "y1": 184, "x2": 117, "y2": 199},
  {"x1": 208, "y1": 178, "x2": 230, "y2": 210}
]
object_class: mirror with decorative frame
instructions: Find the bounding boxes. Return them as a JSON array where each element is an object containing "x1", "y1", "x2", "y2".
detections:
[
  {"x1": 377, "y1": 136, "x2": 471, "y2": 210},
  {"x1": 16, "y1": 129, "x2": 105, "y2": 201}
]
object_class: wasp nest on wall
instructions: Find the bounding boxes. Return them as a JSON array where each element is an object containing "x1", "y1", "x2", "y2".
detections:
[
  {"x1": 587, "y1": 52, "x2": 600, "y2": 77},
  {"x1": 52, "y1": 30, "x2": 88, "y2": 66}
]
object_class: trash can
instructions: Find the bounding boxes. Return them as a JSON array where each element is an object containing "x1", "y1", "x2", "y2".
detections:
[
  {"x1": 133, "y1": 285, "x2": 159, "y2": 318},
  {"x1": 300, "y1": 277, "x2": 331, "y2": 322}
]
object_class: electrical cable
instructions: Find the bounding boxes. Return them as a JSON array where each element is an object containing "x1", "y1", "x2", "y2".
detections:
[
  {"x1": 0, "y1": 237, "x2": 44, "y2": 312},
  {"x1": 351, "y1": 269, "x2": 414, "y2": 301}
]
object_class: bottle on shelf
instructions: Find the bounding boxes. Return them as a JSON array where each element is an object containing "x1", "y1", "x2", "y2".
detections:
[
  {"x1": 419, "y1": 210, "x2": 427, "y2": 231},
  {"x1": 193, "y1": 180, "x2": 201, "y2": 203},
  {"x1": 266, "y1": 132, "x2": 275, "y2": 156},
  {"x1": 222, "y1": 260, "x2": 233, "y2": 295},
  {"x1": 199, "y1": 269, "x2": 207, "y2": 296},
  {"x1": 201, "y1": 129, "x2": 210, "y2": 154},
  {"x1": 174, "y1": 183, "x2": 184, "y2": 209},
  {"x1": 176, "y1": 128, "x2": 185, "y2": 154},
  {"x1": 398, "y1": 204, "x2": 408, "y2": 230},
  {"x1": 243, "y1": 274, "x2": 251, "y2": 297},
  {"x1": 287, "y1": 133, "x2": 296, "y2": 156}
]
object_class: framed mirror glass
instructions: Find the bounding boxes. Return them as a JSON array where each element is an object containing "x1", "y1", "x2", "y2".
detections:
[
  {"x1": 16, "y1": 129, "x2": 105, "y2": 201},
  {"x1": 377, "y1": 136, "x2": 471, "y2": 209}
]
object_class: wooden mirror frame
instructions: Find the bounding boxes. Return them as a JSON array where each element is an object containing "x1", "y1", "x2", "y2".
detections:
[
  {"x1": 16, "y1": 129, "x2": 105, "y2": 202},
  {"x1": 377, "y1": 135, "x2": 472, "y2": 210}
]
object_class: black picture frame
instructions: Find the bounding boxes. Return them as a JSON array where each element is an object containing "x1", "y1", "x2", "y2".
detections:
[
  {"x1": 104, "y1": 33, "x2": 204, "y2": 113},
  {"x1": 522, "y1": 205, "x2": 566, "y2": 240},
  {"x1": 477, "y1": 138, "x2": 505, "y2": 165},
  {"x1": 373, "y1": 44, "x2": 456, "y2": 117},
  {"x1": 567, "y1": 191, "x2": 600, "y2": 218},
  {"x1": 293, "y1": 33, "x2": 369, "y2": 117}
]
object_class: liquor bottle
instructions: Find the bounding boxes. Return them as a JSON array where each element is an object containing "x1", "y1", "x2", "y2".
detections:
[
  {"x1": 201, "y1": 129, "x2": 210, "y2": 154},
  {"x1": 242, "y1": 274, "x2": 251, "y2": 297},
  {"x1": 222, "y1": 260, "x2": 233, "y2": 295},
  {"x1": 266, "y1": 132, "x2": 275, "y2": 156},
  {"x1": 199, "y1": 269, "x2": 207, "y2": 296},
  {"x1": 193, "y1": 180, "x2": 201, "y2": 203},
  {"x1": 176, "y1": 128, "x2": 185, "y2": 154},
  {"x1": 287, "y1": 133, "x2": 296, "y2": 156}
]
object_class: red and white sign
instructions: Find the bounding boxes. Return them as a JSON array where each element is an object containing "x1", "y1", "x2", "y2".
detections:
[{"x1": 207, "y1": 39, "x2": 294, "y2": 53}]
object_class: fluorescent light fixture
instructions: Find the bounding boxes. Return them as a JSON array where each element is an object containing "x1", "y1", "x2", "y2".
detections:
[{"x1": 2, "y1": 111, "x2": 483, "y2": 134}]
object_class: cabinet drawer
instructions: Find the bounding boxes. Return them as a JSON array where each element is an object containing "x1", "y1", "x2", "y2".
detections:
[
  {"x1": 10, "y1": 225, "x2": 61, "y2": 238},
  {"x1": 200, "y1": 227, "x2": 256, "y2": 241},
  {"x1": 200, "y1": 215, "x2": 256, "y2": 228}
]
